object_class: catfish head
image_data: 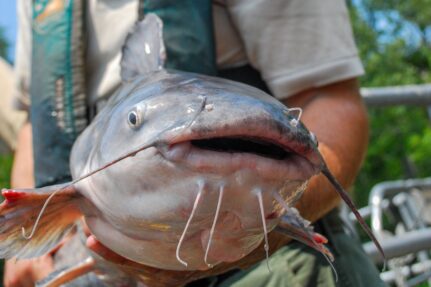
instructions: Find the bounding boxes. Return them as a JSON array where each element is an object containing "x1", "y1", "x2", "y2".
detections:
[{"x1": 71, "y1": 71, "x2": 321, "y2": 270}]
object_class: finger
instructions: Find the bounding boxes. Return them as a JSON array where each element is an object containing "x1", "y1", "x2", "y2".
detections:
[
  {"x1": 4, "y1": 259, "x2": 36, "y2": 287},
  {"x1": 86, "y1": 235, "x2": 125, "y2": 263},
  {"x1": 31, "y1": 254, "x2": 55, "y2": 282},
  {"x1": 86, "y1": 236, "x2": 132, "y2": 265},
  {"x1": 81, "y1": 218, "x2": 91, "y2": 236},
  {"x1": 6, "y1": 276, "x2": 34, "y2": 287},
  {"x1": 4, "y1": 274, "x2": 34, "y2": 287}
]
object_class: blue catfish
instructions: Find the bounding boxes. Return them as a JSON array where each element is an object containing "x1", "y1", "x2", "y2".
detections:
[{"x1": 0, "y1": 14, "x2": 383, "y2": 284}]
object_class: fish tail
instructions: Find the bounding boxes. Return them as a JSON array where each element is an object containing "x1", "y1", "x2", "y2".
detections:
[{"x1": 0, "y1": 184, "x2": 81, "y2": 259}]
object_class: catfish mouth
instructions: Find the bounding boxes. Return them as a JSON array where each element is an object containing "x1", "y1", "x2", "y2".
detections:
[
  {"x1": 161, "y1": 135, "x2": 318, "y2": 181},
  {"x1": 190, "y1": 137, "x2": 291, "y2": 161}
]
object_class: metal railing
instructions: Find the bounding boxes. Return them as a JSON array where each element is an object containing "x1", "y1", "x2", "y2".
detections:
[
  {"x1": 352, "y1": 84, "x2": 431, "y2": 286},
  {"x1": 361, "y1": 84, "x2": 431, "y2": 107},
  {"x1": 356, "y1": 179, "x2": 431, "y2": 286}
]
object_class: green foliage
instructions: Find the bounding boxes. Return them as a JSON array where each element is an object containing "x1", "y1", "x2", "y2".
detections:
[
  {"x1": 0, "y1": 26, "x2": 8, "y2": 60},
  {"x1": 0, "y1": 155, "x2": 13, "y2": 189},
  {"x1": 363, "y1": 0, "x2": 431, "y2": 33},
  {"x1": 349, "y1": 1, "x2": 431, "y2": 207}
]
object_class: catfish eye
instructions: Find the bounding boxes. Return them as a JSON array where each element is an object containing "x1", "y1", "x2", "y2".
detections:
[{"x1": 127, "y1": 111, "x2": 140, "y2": 128}]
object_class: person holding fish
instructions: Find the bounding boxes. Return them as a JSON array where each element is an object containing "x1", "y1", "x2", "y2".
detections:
[{"x1": 3, "y1": 0, "x2": 386, "y2": 286}]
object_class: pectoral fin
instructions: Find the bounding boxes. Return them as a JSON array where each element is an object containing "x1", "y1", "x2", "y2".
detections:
[
  {"x1": 275, "y1": 208, "x2": 334, "y2": 261},
  {"x1": 0, "y1": 184, "x2": 82, "y2": 259}
]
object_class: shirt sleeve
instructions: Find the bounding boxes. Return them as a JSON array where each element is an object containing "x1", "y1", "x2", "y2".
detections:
[
  {"x1": 13, "y1": 0, "x2": 32, "y2": 111},
  {"x1": 226, "y1": 0, "x2": 364, "y2": 100}
]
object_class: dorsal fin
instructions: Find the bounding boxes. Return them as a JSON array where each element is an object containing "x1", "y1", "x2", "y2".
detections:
[{"x1": 120, "y1": 14, "x2": 166, "y2": 82}]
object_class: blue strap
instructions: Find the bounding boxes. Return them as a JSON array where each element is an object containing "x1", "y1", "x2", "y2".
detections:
[{"x1": 31, "y1": 0, "x2": 87, "y2": 187}]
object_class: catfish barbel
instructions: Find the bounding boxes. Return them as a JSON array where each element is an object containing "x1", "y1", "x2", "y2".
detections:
[{"x1": 0, "y1": 14, "x2": 384, "y2": 286}]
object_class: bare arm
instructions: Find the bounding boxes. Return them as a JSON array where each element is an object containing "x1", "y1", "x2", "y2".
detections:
[
  {"x1": 286, "y1": 78, "x2": 369, "y2": 223},
  {"x1": 10, "y1": 122, "x2": 34, "y2": 188}
]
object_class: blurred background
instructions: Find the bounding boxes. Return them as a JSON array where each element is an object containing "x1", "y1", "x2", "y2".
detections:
[
  {"x1": 0, "y1": 0, "x2": 16, "y2": 194},
  {"x1": 349, "y1": 0, "x2": 431, "y2": 207},
  {"x1": 0, "y1": 0, "x2": 431, "y2": 286}
]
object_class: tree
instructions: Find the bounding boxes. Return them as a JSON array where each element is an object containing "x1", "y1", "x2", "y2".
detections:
[
  {"x1": 349, "y1": 1, "x2": 431, "y2": 207},
  {"x1": 0, "y1": 26, "x2": 8, "y2": 60}
]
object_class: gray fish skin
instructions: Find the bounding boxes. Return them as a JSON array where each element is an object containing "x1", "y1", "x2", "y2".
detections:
[{"x1": 71, "y1": 70, "x2": 321, "y2": 271}]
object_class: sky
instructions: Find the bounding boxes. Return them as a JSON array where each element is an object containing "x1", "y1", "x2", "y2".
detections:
[{"x1": 0, "y1": 1, "x2": 17, "y2": 63}]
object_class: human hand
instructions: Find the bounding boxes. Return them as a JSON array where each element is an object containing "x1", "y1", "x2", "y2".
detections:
[{"x1": 3, "y1": 255, "x2": 54, "y2": 287}]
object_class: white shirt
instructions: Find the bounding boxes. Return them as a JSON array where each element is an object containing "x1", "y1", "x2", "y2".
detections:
[{"x1": 14, "y1": 0, "x2": 363, "y2": 109}]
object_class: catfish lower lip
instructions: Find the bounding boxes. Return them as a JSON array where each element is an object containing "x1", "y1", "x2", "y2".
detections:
[{"x1": 161, "y1": 141, "x2": 317, "y2": 181}]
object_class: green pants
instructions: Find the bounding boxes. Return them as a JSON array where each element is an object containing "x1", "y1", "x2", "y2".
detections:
[
  {"x1": 188, "y1": 208, "x2": 387, "y2": 287},
  {"x1": 216, "y1": 232, "x2": 385, "y2": 287}
]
